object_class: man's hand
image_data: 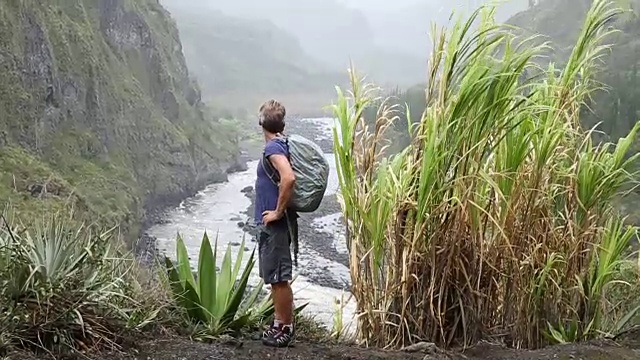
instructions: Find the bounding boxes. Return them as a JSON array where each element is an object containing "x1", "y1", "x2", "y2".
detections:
[{"x1": 262, "y1": 210, "x2": 283, "y2": 224}]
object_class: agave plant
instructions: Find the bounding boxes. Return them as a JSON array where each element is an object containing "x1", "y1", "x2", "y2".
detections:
[
  {"x1": 0, "y1": 209, "x2": 143, "y2": 353},
  {"x1": 165, "y1": 232, "x2": 311, "y2": 335},
  {"x1": 165, "y1": 232, "x2": 269, "y2": 334}
]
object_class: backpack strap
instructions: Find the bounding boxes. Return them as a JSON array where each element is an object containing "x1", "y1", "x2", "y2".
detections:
[
  {"x1": 261, "y1": 152, "x2": 280, "y2": 186},
  {"x1": 260, "y1": 136, "x2": 290, "y2": 186},
  {"x1": 285, "y1": 210, "x2": 299, "y2": 268}
]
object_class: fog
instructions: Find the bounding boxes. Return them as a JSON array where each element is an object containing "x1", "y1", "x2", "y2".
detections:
[
  {"x1": 161, "y1": 0, "x2": 530, "y2": 112},
  {"x1": 340, "y1": 0, "x2": 529, "y2": 56}
]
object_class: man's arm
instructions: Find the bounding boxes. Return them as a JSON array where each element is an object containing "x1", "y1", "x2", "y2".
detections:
[{"x1": 269, "y1": 154, "x2": 295, "y2": 217}]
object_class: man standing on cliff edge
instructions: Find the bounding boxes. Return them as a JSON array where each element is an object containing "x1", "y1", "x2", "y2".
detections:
[{"x1": 255, "y1": 99, "x2": 297, "y2": 347}]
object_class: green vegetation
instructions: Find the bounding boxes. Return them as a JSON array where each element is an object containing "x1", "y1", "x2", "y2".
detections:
[
  {"x1": 507, "y1": 0, "x2": 640, "y2": 145},
  {"x1": 333, "y1": 0, "x2": 640, "y2": 350},
  {"x1": 377, "y1": 0, "x2": 640, "y2": 226},
  {"x1": 0, "y1": 210, "x2": 162, "y2": 353},
  {"x1": 0, "y1": 0, "x2": 242, "y2": 234},
  {"x1": 330, "y1": 291, "x2": 355, "y2": 342},
  {"x1": 360, "y1": 84, "x2": 427, "y2": 155},
  {"x1": 0, "y1": 2, "x2": 320, "y2": 354},
  {"x1": 165, "y1": 233, "x2": 272, "y2": 337},
  {"x1": 164, "y1": 233, "x2": 310, "y2": 339},
  {"x1": 6, "y1": 0, "x2": 640, "y2": 358},
  {"x1": 506, "y1": 0, "x2": 640, "y2": 224},
  {"x1": 0, "y1": 212, "x2": 318, "y2": 356},
  {"x1": 0, "y1": 209, "x2": 322, "y2": 357}
]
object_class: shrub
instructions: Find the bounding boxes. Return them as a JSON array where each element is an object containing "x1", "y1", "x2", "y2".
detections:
[
  {"x1": 165, "y1": 233, "x2": 272, "y2": 337},
  {"x1": 0, "y1": 209, "x2": 161, "y2": 355},
  {"x1": 332, "y1": 0, "x2": 640, "y2": 350}
]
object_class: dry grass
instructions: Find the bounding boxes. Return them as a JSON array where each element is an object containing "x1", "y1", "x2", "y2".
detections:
[{"x1": 331, "y1": 0, "x2": 640, "y2": 350}]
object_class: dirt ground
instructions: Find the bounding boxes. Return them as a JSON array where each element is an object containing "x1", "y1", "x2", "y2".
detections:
[
  {"x1": 6, "y1": 328, "x2": 640, "y2": 360},
  {"x1": 120, "y1": 335, "x2": 640, "y2": 360}
]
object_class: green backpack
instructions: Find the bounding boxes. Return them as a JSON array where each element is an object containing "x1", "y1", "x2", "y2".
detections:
[{"x1": 261, "y1": 134, "x2": 330, "y2": 213}]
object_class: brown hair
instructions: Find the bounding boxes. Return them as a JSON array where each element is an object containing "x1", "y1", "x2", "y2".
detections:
[{"x1": 259, "y1": 99, "x2": 286, "y2": 134}]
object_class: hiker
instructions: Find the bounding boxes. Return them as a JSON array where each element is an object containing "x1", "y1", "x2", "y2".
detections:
[{"x1": 255, "y1": 99, "x2": 298, "y2": 347}]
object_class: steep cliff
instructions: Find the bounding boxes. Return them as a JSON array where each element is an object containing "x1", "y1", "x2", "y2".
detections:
[{"x1": 0, "y1": 0, "x2": 241, "y2": 230}]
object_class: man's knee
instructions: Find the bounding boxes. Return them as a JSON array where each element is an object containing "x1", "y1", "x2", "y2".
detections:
[{"x1": 271, "y1": 281, "x2": 290, "y2": 290}]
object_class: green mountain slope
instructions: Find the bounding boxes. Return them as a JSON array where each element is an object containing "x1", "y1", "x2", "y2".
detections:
[
  {"x1": 505, "y1": 0, "x2": 640, "y2": 223},
  {"x1": 0, "y1": 0, "x2": 240, "y2": 231},
  {"x1": 507, "y1": 0, "x2": 640, "y2": 138}
]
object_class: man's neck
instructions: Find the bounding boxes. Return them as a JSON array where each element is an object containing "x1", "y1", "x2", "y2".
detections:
[{"x1": 264, "y1": 132, "x2": 278, "y2": 143}]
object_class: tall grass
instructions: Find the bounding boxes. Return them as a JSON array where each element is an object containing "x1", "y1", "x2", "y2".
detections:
[{"x1": 332, "y1": 0, "x2": 640, "y2": 349}]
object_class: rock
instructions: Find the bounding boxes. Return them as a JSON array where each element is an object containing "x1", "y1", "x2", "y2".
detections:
[
  {"x1": 401, "y1": 342, "x2": 438, "y2": 353},
  {"x1": 226, "y1": 160, "x2": 248, "y2": 174},
  {"x1": 134, "y1": 232, "x2": 161, "y2": 266},
  {"x1": 230, "y1": 242, "x2": 241, "y2": 247},
  {"x1": 237, "y1": 221, "x2": 245, "y2": 228},
  {"x1": 185, "y1": 79, "x2": 201, "y2": 106},
  {"x1": 218, "y1": 334, "x2": 242, "y2": 347},
  {"x1": 241, "y1": 185, "x2": 254, "y2": 193},
  {"x1": 423, "y1": 355, "x2": 450, "y2": 360},
  {"x1": 27, "y1": 184, "x2": 44, "y2": 197}
]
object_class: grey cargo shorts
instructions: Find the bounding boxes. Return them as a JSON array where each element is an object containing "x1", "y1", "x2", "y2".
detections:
[{"x1": 257, "y1": 223, "x2": 292, "y2": 285}]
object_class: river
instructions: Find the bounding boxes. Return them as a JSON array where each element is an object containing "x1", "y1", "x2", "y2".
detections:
[{"x1": 147, "y1": 118, "x2": 356, "y2": 332}]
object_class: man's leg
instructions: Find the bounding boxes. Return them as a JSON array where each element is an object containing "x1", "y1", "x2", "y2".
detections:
[
  {"x1": 258, "y1": 226, "x2": 281, "y2": 338},
  {"x1": 258, "y1": 224, "x2": 295, "y2": 347},
  {"x1": 271, "y1": 281, "x2": 293, "y2": 325}
]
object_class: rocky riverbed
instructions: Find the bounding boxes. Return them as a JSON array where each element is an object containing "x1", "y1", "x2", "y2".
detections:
[{"x1": 134, "y1": 156, "x2": 251, "y2": 266}]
